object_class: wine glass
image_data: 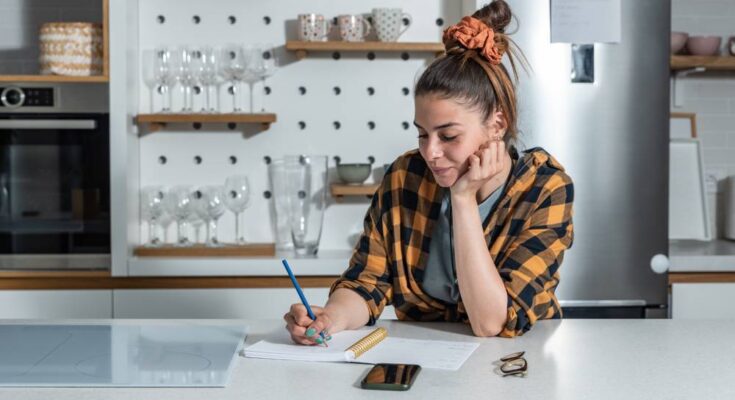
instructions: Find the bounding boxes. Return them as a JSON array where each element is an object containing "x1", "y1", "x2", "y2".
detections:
[
  {"x1": 140, "y1": 186, "x2": 165, "y2": 247},
  {"x1": 241, "y1": 45, "x2": 263, "y2": 113},
  {"x1": 259, "y1": 44, "x2": 279, "y2": 112},
  {"x1": 191, "y1": 188, "x2": 212, "y2": 244},
  {"x1": 176, "y1": 47, "x2": 198, "y2": 112},
  {"x1": 193, "y1": 46, "x2": 220, "y2": 113},
  {"x1": 164, "y1": 185, "x2": 194, "y2": 246},
  {"x1": 153, "y1": 47, "x2": 176, "y2": 113},
  {"x1": 198, "y1": 186, "x2": 226, "y2": 247},
  {"x1": 141, "y1": 49, "x2": 159, "y2": 113},
  {"x1": 223, "y1": 175, "x2": 251, "y2": 245},
  {"x1": 219, "y1": 45, "x2": 247, "y2": 112}
]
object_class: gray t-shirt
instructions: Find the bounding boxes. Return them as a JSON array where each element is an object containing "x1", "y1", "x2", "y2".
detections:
[{"x1": 420, "y1": 184, "x2": 506, "y2": 304}]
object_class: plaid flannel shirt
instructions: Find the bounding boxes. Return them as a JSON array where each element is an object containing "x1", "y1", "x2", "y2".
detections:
[{"x1": 330, "y1": 146, "x2": 574, "y2": 337}]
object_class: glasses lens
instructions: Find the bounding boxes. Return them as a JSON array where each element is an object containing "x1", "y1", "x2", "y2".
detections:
[
  {"x1": 500, "y1": 351, "x2": 525, "y2": 362},
  {"x1": 500, "y1": 358, "x2": 527, "y2": 375}
]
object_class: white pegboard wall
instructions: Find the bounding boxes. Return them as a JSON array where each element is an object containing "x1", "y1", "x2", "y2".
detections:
[{"x1": 135, "y1": 0, "x2": 465, "y2": 249}]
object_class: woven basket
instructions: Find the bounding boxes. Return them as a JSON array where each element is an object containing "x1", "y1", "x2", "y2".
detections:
[{"x1": 39, "y1": 22, "x2": 103, "y2": 76}]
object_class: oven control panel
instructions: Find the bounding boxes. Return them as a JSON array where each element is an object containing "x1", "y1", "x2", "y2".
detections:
[{"x1": 0, "y1": 87, "x2": 54, "y2": 108}]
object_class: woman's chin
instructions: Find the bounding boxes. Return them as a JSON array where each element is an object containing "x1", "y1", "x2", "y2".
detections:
[{"x1": 432, "y1": 174, "x2": 456, "y2": 187}]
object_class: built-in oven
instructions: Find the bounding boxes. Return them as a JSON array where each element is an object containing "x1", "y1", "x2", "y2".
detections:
[{"x1": 0, "y1": 85, "x2": 109, "y2": 270}]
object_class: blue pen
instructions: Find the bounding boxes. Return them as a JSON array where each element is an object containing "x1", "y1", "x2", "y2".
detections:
[{"x1": 281, "y1": 259, "x2": 328, "y2": 347}]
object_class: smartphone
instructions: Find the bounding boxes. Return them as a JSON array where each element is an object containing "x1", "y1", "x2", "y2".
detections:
[{"x1": 360, "y1": 363, "x2": 421, "y2": 391}]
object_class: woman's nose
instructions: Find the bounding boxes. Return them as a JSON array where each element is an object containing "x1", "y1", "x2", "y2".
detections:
[{"x1": 425, "y1": 139, "x2": 443, "y2": 159}]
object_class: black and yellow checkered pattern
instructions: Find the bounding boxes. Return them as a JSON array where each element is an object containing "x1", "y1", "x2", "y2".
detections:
[{"x1": 331, "y1": 146, "x2": 574, "y2": 337}]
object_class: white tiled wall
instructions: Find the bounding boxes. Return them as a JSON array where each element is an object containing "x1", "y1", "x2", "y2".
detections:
[
  {"x1": 0, "y1": 0, "x2": 102, "y2": 74},
  {"x1": 671, "y1": 0, "x2": 735, "y2": 238}
]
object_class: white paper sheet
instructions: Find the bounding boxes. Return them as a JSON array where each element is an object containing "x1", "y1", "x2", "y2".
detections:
[
  {"x1": 550, "y1": 0, "x2": 621, "y2": 43},
  {"x1": 244, "y1": 329, "x2": 479, "y2": 371}
]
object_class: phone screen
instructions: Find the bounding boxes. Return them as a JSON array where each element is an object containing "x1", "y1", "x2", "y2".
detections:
[{"x1": 361, "y1": 363, "x2": 421, "y2": 391}]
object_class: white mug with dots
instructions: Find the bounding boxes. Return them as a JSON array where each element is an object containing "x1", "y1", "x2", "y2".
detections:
[
  {"x1": 298, "y1": 13, "x2": 332, "y2": 42},
  {"x1": 338, "y1": 14, "x2": 371, "y2": 42},
  {"x1": 372, "y1": 8, "x2": 412, "y2": 42}
]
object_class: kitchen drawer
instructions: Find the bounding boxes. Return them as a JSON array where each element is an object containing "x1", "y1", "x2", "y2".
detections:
[
  {"x1": 0, "y1": 290, "x2": 112, "y2": 318},
  {"x1": 113, "y1": 289, "x2": 397, "y2": 320},
  {"x1": 672, "y1": 283, "x2": 735, "y2": 319}
]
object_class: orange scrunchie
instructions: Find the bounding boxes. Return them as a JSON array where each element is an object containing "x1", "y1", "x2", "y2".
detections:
[{"x1": 442, "y1": 16, "x2": 503, "y2": 65}]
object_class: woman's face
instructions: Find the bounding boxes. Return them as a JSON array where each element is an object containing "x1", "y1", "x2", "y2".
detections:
[{"x1": 414, "y1": 94, "x2": 505, "y2": 187}]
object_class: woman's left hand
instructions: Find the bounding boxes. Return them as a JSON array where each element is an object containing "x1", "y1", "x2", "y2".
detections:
[{"x1": 451, "y1": 140, "x2": 506, "y2": 200}]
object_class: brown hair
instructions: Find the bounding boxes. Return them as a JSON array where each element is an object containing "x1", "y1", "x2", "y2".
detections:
[{"x1": 415, "y1": 0, "x2": 527, "y2": 145}]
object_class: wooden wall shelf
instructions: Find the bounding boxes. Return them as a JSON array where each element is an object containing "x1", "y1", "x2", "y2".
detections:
[
  {"x1": 671, "y1": 56, "x2": 735, "y2": 71},
  {"x1": 134, "y1": 243, "x2": 276, "y2": 258},
  {"x1": 331, "y1": 183, "x2": 379, "y2": 200},
  {"x1": 286, "y1": 41, "x2": 444, "y2": 60},
  {"x1": 135, "y1": 113, "x2": 277, "y2": 132}
]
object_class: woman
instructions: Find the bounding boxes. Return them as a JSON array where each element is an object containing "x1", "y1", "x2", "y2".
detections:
[{"x1": 284, "y1": 0, "x2": 574, "y2": 341}]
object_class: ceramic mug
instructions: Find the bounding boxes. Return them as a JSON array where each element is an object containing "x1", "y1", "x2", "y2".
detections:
[
  {"x1": 729, "y1": 36, "x2": 735, "y2": 56},
  {"x1": 298, "y1": 14, "x2": 332, "y2": 42},
  {"x1": 372, "y1": 8, "x2": 412, "y2": 42},
  {"x1": 338, "y1": 14, "x2": 372, "y2": 42}
]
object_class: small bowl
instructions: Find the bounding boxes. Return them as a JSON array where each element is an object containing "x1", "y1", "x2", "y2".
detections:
[
  {"x1": 671, "y1": 31, "x2": 688, "y2": 54},
  {"x1": 334, "y1": 156, "x2": 375, "y2": 185},
  {"x1": 686, "y1": 36, "x2": 722, "y2": 56}
]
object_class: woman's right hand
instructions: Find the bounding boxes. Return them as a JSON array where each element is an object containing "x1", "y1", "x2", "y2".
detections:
[{"x1": 283, "y1": 303, "x2": 334, "y2": 345}]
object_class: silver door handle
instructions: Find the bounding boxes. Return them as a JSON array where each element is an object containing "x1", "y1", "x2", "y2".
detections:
[{"x1": 0, "y1": 120, "x2": 97, "y2": 130}]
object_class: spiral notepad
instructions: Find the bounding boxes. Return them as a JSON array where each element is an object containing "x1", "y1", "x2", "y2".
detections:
[
  {"x1": 244, "y1": 327, "x2": 478, "y2": 371},
  {"x1": 345, "y1": 327, "x2": 387, "y2": 359}
]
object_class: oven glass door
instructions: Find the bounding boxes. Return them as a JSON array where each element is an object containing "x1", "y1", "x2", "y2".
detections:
[{"x1": 0, "y1": 113, "x2": 110, "y2": 264}]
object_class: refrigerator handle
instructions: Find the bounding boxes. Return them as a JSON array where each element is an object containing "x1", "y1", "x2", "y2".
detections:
[{"x1": 650, "y1": 254, "x2": 670, "y2": 274}]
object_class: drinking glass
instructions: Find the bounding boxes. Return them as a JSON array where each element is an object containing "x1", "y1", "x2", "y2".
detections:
[
  {"x1": 176, "y1": 47, "x2": 198, "y2": 112},
  {"x1": 140, "y1": 185, "x2": 165, "y2": 247},
  {"x1": 197, "y1": 186, "x2": 226, "y2": 247},
  {"x1": 219, "y1": 45, "x2": 247, "y2": 112},
  {"x1": 223, "y1": 174, "x2": 251, "y2": 245},
  {"x1": 285, "y1": 155, "x2": 328, "y2": 256},
  {"x1": 259, "y1": 44, "x2": 278, "y2": 112},
  {"x1": 141, "y1": 49, "x2": 158, "y2": 113},
  {"x1": 193, "y1": 46, "x2": 220, "y2": 113},
  {"x1": 153, "y1": 46, "x2": 176, "y2": 113},
  {"x1": 241, "y1": 45, "x2": 263, "y2": 113},
  {"x1": 268, "y1": 159, "x2": 294, "y2": 251},
  {"x1": 164, "y1": 185, "x2": 194, "y2": 246}
]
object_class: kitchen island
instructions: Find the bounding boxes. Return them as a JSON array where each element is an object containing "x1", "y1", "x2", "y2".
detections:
[{"x1": 1, "y1": 318, "x2": 733, "y2": 399}]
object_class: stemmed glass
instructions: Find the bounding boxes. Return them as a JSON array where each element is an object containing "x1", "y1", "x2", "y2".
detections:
[
  {"x1": 140, "y1": 186, "x2": 165, "y2": 247},
  {"x1": 193, "y1": 46, "x2": 219, "y2": 113},
  {"x1": 197, "y1": 186, "x2": 226, "y2": 247},
  {"x1": 176, "y1": 47, "x2": 198, "y2": 112},
  {"x1": 223, "y1": 175, "x2": 251, "y2": 245},
  {"x1": 164, "y1": 185, "x2": 194, "y2": 246},
  {"x1": 153, "y1": 46, "x2": 176, "y2": 113},
  {"x1": 141, "y1": 49, "x2": 159, "y2": 113},
  {"x1": 259, "y1": 44, "x2": 279, "y2": 112},
  {"x1": 219, "y1": 45, "x2": 247, "y2": 112},
  {"x1": 241, "y1": 45, "x2": 263, "y2": 113}
]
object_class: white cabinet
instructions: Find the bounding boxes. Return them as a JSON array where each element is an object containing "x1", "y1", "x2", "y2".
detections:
[
  {"x1": 113, "y1": 289, "x2": 397, "y2": 320},
  {"x1": 0, "y1": 290, "x2": 112, "y2": 318},
  {"x1": 672, "y1": 283, "x2": 735, "y2": 319}
]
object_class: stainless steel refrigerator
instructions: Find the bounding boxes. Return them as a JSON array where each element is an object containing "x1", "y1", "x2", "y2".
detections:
[{"x1": 506, "y1": 0, "x2": 670, "y2": 317}]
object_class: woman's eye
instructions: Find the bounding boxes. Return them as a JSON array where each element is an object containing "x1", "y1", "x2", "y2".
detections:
[
  {"x1": 417, "y1": 133, "x2": 427, "y2": 139},
  {"x1": 441, "y1": 135, "x2": 456, "y2": 142}
]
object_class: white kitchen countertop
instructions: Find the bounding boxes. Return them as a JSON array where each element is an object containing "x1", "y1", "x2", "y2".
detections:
[
  {"x1": 669, "y1": 239, "x2": 735, "y2": 272},
  {"x1": 1, "y1": 318, "x2": 733, "y2": 399}
]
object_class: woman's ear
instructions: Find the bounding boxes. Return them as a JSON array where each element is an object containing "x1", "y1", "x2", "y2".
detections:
[{"x1": 489, "y1": 110, "x2": 508, "y2": 141}]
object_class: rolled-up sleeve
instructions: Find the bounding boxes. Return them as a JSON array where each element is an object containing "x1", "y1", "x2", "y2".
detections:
[
  {"x1": 497, "y1": 176, "x2": 574, "y2": 337},
  {"x1": 330, "y1": 190, "x2": 393, "y2": 325}
]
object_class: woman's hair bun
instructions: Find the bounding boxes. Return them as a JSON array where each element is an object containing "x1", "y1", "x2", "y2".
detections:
[{"x1": 472, "y1": 0, "x2": 512, "y2": 33}]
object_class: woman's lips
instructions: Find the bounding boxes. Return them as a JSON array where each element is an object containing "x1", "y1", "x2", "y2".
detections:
[{"x1": 432, "y1": 167, "x2": 450, "y2": 175}]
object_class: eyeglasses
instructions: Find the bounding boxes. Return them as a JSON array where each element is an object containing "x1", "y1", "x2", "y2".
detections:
[{"x1": 499, "y1": 351, "x2": 527, "y2": 377}]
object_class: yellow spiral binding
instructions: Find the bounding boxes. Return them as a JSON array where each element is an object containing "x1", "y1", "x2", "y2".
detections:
[{"x1": 346, "y1": 327, "x2": 388, "y2": 359}]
